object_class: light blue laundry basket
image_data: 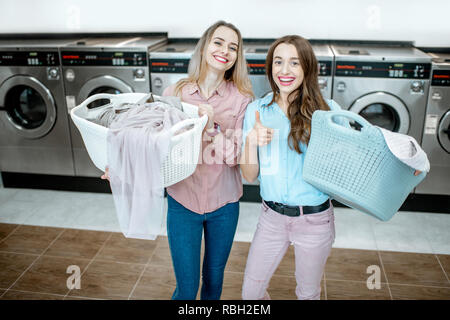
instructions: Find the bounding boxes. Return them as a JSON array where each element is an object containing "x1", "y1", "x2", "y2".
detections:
[{"x1": 303, "y1": 110, "x2": 427, "y2": 221}]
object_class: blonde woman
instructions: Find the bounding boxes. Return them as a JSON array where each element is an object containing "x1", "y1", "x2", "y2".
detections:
[{"x1": 162, "y1": 21, "x2": 253, "y2": 300}]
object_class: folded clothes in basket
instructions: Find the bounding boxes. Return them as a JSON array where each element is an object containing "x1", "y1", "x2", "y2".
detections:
[
  {"x1": 378, "y1": 127, "x2": 430, "y2": 172},
  {"x1": 106, "y1": 99, "x2": 190, "y2": 240},
  {"x1": 91, "y1": 94, "x2": 184, "y2": 127}
]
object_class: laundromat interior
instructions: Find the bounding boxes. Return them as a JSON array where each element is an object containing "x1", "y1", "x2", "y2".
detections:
[{"x1": 0, "y1": 0, "x2": 449, "y2": 301}]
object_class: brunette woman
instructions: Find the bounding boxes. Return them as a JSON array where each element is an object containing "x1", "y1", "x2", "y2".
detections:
[{"x1": 240, "y1": 35, "x2": 340, "y2": 300}]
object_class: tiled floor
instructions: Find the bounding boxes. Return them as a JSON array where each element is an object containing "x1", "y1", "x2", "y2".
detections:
[
  {"x1": 0, "y1": 224, "x2": 449, "y2": 300},
  {"x1": 0, "y1": 187, "x2": 449, "y2": 300}
]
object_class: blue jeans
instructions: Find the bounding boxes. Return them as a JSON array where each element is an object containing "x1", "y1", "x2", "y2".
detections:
[{"x1": 167, "y1": 195, "x2": 239, "y2": 300}]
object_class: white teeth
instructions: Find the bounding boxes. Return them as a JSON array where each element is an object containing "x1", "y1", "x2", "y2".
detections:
[{"x1": 215, "y1": 56, "x2": 227, "y2": 62}]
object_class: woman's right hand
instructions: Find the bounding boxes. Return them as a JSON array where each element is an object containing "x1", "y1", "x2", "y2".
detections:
[
  {"x1": 249, "y1": 111, "x2": 274, "y2": 146},
  {"x1": 101, "y1": 167, "x2": 110, "y2": 181},
  {"x1": 198, "y1": 104, "x2": 214, "y2": 130}
]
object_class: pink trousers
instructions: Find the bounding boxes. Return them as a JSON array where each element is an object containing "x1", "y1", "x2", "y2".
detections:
[{"x1": 242, "y1": 200, "x2": 335, "y2": 300}]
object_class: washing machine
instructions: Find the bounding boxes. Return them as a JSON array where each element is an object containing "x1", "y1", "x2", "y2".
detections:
[
  {"x1": 0, "y1": 39, "x2": 77, "y2": 176},
  {"x1": 415, "y1": 53, "x2": 450, "y2": 195},
  {"x1": 61, "y1": 36, "x2": 167, "y2": 177},
  {"x1": 331, "y1": 44, "x2": 431, "y2": 144},
  {"x1": 312, "y1": 43, "x2": 334, "y2": 100},
  {"x1": 149, "y1": 40, "x2": 197, "y2": 96},
  {"x1": 244, "y1": 41, "x2": 272, "y2": 99}
]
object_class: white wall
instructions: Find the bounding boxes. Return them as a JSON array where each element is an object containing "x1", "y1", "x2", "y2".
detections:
[{"x1": 1, "y1": 0, "x2": 449, "y2": 47}]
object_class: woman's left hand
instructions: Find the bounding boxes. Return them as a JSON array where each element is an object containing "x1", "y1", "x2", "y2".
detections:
[{"x1": 414, "y1": 170, "x2": 421, "y2": 176}]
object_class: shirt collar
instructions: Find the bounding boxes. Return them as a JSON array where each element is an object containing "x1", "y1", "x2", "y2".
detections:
[
  {"x1": 261, "y1": 92, "x2": 274, "y2": 107},
  {"x1": 187, "y1": 81, "x2": 227, "y2": 97}
]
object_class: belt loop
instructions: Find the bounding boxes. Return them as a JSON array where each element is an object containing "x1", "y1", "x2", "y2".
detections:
[{"x1": 300, "y1": 205, "x2": 304, "y2": 216}]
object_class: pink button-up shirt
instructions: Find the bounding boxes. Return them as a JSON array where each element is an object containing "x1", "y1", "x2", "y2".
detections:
[{"x1": 163, "y1": 81, "x2": 252, "y2": 214}]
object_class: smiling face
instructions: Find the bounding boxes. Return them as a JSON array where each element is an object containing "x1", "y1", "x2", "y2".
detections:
[
  {"x1": 271, "y1": 43, "x2": 304, "y2": 97},
  {"x1": 204, "y1": 26, "x2": 239, "y2": 74}
]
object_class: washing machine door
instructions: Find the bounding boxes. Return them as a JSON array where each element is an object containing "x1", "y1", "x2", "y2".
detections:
[
  {"x1": 78, "y1": 75, "x2": 133, "y2": 109},
  {"x1": 350, "y1": 92, "x2": 410, "y2": 134},
  {"x1": 0, "y1": 75, "x2": 56, "y2": 139},
  {"x1": 438, "y1": 110, "x2": 450, "y2": 153}
]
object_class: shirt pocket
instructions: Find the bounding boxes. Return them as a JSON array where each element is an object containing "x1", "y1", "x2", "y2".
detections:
[{"x1": 215, "y1": 108, "x2": 237, "y2": 130}]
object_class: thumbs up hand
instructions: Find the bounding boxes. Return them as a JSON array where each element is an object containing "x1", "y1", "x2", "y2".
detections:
[{"x1": 249, "y1": 111, "x2": 274, "y2": 146}]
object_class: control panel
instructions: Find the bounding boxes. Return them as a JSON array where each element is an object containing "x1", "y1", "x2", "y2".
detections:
[
  {"x1": 335, "y1": 62, "x2": 431, "y2": 79},
  {"x1": 61, "y1": 51, "x2": 147, "y2": 66},
  {"x1": 0, "y1": 51, "x2": 59, "y2": 66}
]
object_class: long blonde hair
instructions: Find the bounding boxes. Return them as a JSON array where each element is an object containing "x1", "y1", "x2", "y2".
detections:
[{"x1": 174, "y1": 20, "x2": 253, "y2": 98}]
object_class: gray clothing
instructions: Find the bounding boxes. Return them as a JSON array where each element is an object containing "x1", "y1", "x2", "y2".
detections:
[
  {"x1": 106, "y1": 99, "x2": 190, "y2": 240},
  {"x1": 91, "y1": 94, "x2": 184, "y2": 127}
]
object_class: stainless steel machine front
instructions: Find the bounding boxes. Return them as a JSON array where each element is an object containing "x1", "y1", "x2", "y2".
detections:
[
  {"x1": 0, "y1": 39, "x2": 77, "y2": 176},
  {"x1": 61, "y1": 36, "x2": 167, "y2": 177},
  {"x1": 312, "y1": 43, "x2": 334, "y2": 100},
  {"x1": 149, "y1": 41, "x2": 196, "y2": 96},
  {"x1": 331, "y1": 44, "x2": 432, "y2": 144},
  {"x1": 416, "y1": 52, "x2": 450, "y2": 195}
]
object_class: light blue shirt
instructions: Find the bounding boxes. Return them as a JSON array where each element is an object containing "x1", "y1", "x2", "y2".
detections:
[{"x1": 242, "y1": 93, "x2": 346, "y2": 206}]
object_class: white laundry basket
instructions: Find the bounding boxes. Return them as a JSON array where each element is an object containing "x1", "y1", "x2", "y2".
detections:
[{"x1": 70, "y1": 93, "x2": 208, "y2": 187}]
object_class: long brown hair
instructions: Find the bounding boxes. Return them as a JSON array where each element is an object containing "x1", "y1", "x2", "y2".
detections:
[
  {"x1": 174, "y1": 20, "x2": 253, "y2": 98},
  {"x1": 266, "y1": 35, "x2": 329, "y2": 154}
]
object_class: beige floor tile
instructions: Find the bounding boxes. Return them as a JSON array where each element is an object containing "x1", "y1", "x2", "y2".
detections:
[
  {"x1": 221, "y1": 272, "x2": 244, "y2": 300},
  {"x1": 131, "y1": 265, "x2": 176, "y2": 300},
  {"x1": 67, "y1": 259, "x2": 144, "y2": 299},
  {"x1": 326, "y1": 280, "x2": 391, "y2": 300},
  {"x1": 11, "y1": 255, "x2": 91, "y2": 295},
  {"x1": 390, "y1": 284, "x2": 450, "y2": 300},
  {"x1": 1, "y1": 290, "x2": 64, "y2": 300},
  {"x1": 64, "y1": 295, "x2": 105, "y2": 300},
  {"x1": 225, "y1": 241, "x2": 250, "y2": 273},
  {"x1": 0, "y1": 225, "x2": 63, "y2": 255},
  {"x1": 325, "y1": 248, "x2": 386, "y2": 282},
  {"x1": 0, "y1": 252, "x2": 38, "y2": 288},
  {"x1": 44, "y1": 229, "x2": 110, "y2": 260},
  {"x1": 0, "y1": 223, "x2": 19, "y2": 242},
  {"x1": 436, "y1": 254, "x2": 450, "y2": 279},
  {"x1": 96, "y1": 232, "x2": 157, "y2": 264},
  {"x1": 380, "y1": 251, "x2": 449, "y2": 287},
  {"x1": 147, "y1": 236, "x2": 173, "y2": 267}
]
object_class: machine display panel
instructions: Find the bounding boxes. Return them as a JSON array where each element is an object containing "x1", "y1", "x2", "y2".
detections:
[
  {"x1": 431, "y1": 69, "x2": 450, "y2": 86},
  {"x1": 0, "y1": 51, "x2": 59, "y2": 66},
  {"x1": 335, "y1": 61, "x2": 431, "y2": 79},
  {"x1": 150, "y1": 58, "x2": 190, "y2": 73},
  {"x1": 62, "y1": 51, "x2": 147, "y2": 66}
]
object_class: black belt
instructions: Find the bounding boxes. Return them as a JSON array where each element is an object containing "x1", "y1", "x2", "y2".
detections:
[{"x1": 264, "y1": 200, "x2": 330, "y2": 217}]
